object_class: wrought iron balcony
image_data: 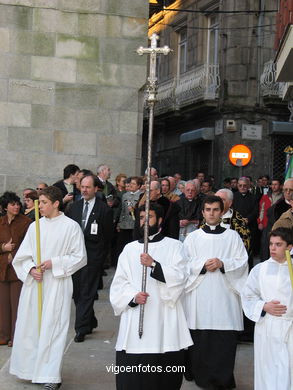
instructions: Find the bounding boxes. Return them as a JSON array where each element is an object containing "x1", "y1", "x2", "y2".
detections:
[
  {"x1": 175, "y1": 64, "x2": 220, "y2": 107},
  {"x1": 260, "y1": 60, "x2": 285, "y2": 98},
  {"x1": 154, "y1": 78, "x2": 176, "y2": 115},
  {"x1": 143, "y1": 64, "x2": 220, "y2": 116}
]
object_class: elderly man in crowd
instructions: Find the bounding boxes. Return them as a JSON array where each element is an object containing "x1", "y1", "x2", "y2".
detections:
[
  {"x1": 233, "y1": 177, "x2": 258, "y2": 265},
  {"x1": 215, "y1": 188, "x2": 250, "y2": 252},
  {"x1": 176, "y1": 180, "x2": 202, "y2": 242}
]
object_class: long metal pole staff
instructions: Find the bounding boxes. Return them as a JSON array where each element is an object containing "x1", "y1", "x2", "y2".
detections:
[
  {"x1": 136, "y1": 33, "x2": 171, "y2": 338},
  {"x1": 285, "y1": 250, "x2": 293, "y2": 290},
  {"x1": 34, "y1": 199, "x2": 42, "y2": 334}
]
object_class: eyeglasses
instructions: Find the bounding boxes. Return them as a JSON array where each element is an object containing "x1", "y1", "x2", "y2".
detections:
[{"x1": 283, "y1": 188, "x2": 293, "y2": 192}]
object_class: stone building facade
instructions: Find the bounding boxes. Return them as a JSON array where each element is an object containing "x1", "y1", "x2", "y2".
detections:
[
  {"x1": 145, "y1": 0, "x2": 292, "y2": 184},
  {"x1": 0, "y1": 0, "x2": 148, "y2": 194}
]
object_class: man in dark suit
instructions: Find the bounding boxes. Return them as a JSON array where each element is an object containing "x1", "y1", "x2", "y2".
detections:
[
  {"x1": 67, "y1": 174, "x2": 113, "y2": 342},
  {"x1": 96, "y1": 164, "x2": 117, "y2": 199},
  {"x1": 233, "y1": 177, "x2": 258, "y2": 266},
  {"x1": 53, "y1": 164, "x2": 80, "y2": 210}
]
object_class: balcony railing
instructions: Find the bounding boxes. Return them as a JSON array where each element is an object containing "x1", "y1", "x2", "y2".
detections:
[
  {"x1": 154, "y1": 78, "x2": 176, "y2": 114},
  {"x1": 175, "y1": 65, "x2": 220, "y2": 106},
  {"x1": 260, "y1": 60, "x2": 285, "y2": 98},
  {"x1": 143, "y1": 64, "x2": 220, "y2": 116}
]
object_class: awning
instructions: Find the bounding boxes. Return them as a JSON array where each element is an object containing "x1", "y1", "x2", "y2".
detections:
[
  {"x1": 270, "y1": 121, "x2": 293, "y2": 135},
  {"x1": 180, "y1": 127, "x2": 214, "y2": 144},
  {"x1": 275, "y1": 24, "x2": 293, "y2": 82}
]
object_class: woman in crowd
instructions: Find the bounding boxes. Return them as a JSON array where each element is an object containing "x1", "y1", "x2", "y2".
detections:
[
  {"x1": 24, "y1": 190, "x2": 39, "y2": 221},
  {"x1": 115, "y1": 173, "x2": 127, "y2": 196},
  {"x1": 0, "y1": 191, "x2": 31, "y2": 346}
]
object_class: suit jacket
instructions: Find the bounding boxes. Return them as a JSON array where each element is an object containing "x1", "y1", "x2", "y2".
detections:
[
  {"x1": 176, "y1": 195, "x2": 203, "y2": 221},
  {"x1": 67, "y1": 198, "x2": 114, "y2": 264},
  {"x1": 102, "y1": 180, "x2": 116, "y2": 198}
]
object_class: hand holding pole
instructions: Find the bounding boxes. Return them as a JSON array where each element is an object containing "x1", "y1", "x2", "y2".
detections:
[{"x1": 285, "y1": 249, "x2": 293, "y2": 290}]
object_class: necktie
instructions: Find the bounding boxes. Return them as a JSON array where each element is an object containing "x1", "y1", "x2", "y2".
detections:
[{"x1": 81, "y1": 201, "x2": 89, "y2": 231}]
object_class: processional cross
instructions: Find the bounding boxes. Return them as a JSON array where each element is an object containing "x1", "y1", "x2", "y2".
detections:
[{"x1": 136, "y1": 33, "x2": 172, "y2": 338}]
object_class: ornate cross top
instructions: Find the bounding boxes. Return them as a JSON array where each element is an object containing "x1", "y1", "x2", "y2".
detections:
[{"x1": 137, "y1": 33, "x2": 172, "y2": 103}]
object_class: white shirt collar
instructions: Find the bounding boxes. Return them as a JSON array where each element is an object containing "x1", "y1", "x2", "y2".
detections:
[
  {"x1": 84, "y1": 196, "x2": 96, "y2": 206},
  {"x1": 206, "y1": 223, "x2": 218, "y2": 230},
  {"x1": 222, "y1": 208, "x2": 233, "y2": 218}
]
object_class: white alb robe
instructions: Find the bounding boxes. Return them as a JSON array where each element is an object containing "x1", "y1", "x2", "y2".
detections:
[
  {"x1": 242, "y1": 258, "x2": 293, "y2": 390},
  {"x1": 10, "y1": 213, "x2": 87, "y2": 383},
  {"x1": 110, "y1": 237, "x2": 193, "y2": 353},
  {"x1": 183, "y1": 228, "x2": 248, "y2": 330}
]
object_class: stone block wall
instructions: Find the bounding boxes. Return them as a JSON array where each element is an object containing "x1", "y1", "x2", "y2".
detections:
[{"x1": 0, "y1": 0, "x2": 148, "y2": 195}]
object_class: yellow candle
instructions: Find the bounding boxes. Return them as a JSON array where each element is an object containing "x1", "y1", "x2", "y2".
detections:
[
  {"x1": 34, "y1": 199, "x2": 42, "y2": 334},
  {"x1": 285, "y1": 249, "x2": 293, "y2": 290}
]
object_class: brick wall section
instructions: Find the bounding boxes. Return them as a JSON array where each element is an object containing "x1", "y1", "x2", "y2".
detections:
[{"x1": 275, "y1": 0, "x2": 293, "y2": 49}]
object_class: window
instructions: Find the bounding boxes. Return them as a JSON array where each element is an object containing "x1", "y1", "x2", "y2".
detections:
[
  {"x1": 178, "y1": 28, "x2": 187, "y2": 74},
  {"x1": 207, "y1": 14, "x2": 219, "y2": 65}
]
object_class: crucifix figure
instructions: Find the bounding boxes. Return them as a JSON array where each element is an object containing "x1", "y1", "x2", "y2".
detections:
[
  {"x1": 136, "y1": 33, "x2": 172, "y2": 338},
  {"x1": 137, "y1": 33, "x2": 172, "y2": 104}
]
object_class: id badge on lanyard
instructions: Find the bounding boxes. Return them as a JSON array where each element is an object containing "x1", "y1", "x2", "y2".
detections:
[{"x1": 91, "y1": 220, "x2": 98, "y2": 235}]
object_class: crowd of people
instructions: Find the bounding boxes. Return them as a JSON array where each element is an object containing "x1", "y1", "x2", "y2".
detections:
[{"x1": 0, "y1": 163, "x2": 292, "y2": 390}]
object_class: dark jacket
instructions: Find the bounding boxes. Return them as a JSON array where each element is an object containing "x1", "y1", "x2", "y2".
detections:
[
  {"x1": 66, "y1": 198, "x2": 114, "y2": 263},
  {"x1": 176, "y1": 196, "x2": 203, "y2": 222},
  {"x1": 266, "y1": 198, "x2": 291, "y2": 233},
  {"x1": 232, "y1": 191, "x2": 258, "y2": 226}
]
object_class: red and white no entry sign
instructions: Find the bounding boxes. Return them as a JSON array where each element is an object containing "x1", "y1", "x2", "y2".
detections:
[{"x1": 229, "y1": 144, "x2": 252, "y2": 166}]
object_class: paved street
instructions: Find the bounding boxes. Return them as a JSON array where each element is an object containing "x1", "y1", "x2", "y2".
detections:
[{"x1": 0, "y1": 269, "x2": 254, "y2": 390}]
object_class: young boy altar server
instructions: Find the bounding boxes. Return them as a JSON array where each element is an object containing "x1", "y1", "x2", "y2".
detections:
[
  {"x1": 242, "y1": 227, "x2": 293, "y2": 390},
  {"x1": 10, "y1": 186, "x2": 87, "y2": 390}
]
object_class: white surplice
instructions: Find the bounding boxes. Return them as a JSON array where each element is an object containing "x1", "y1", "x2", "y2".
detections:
[
  {"x1": 10, "y1": 213, "x2": 87, "y2": 383},
  {"x1": 183, "y1": 228, "x2": 248, "y2": 330},
  {"x1": 242, "y1": 258, "x2": 293, "y2": 390},
  {"x1": 110, "y1": 237, "x2": 193, "y2": 353}
]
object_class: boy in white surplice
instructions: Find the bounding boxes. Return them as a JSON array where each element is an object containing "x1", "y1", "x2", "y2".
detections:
[
  {"x1": 242, "y1": 227, "x2": 293, "y2": 390},
  {"x1": 10, "y1": 186, "x2": 87, "y2": 390}
]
